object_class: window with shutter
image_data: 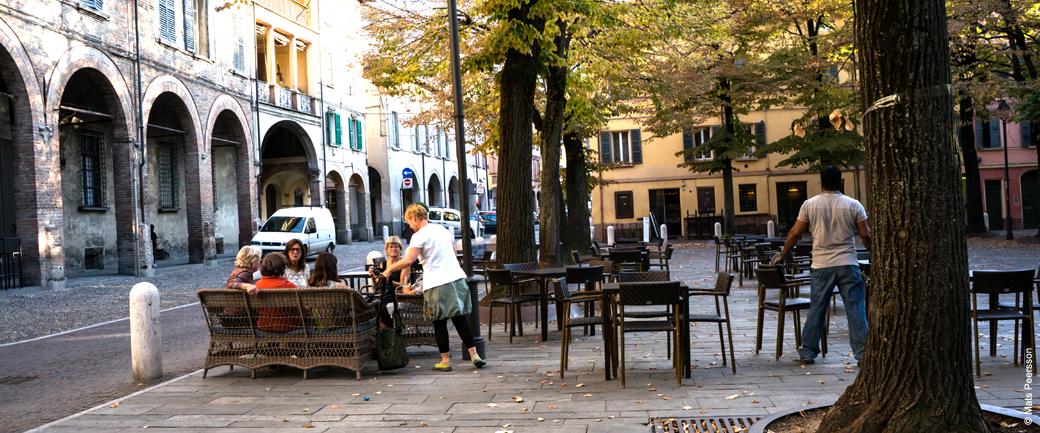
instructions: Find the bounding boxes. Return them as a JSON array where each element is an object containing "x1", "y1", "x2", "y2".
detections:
[
  {"x1": 159, "y1": 0, "x2": 176, "y2": 44},
  {"x1": 232, "y1": 14, "x2": 245, "y2": 72},
  {"x1": 990, "y1": 119, "x2": 1002, "y2": 148},
  {"x1": 334, "y1": 113, "x2": 342, "y2": 146},
  {"x1": 1022, "y1": 121, "x2": 1032, "y2": 147},
  {"x1": 326, "y1": 110, "x2": 335, "y2": 146},
  {"x1": 183, "y1": 0, "x2": 195, "y2": 52},
  {"x1": 81, "y1": 0, "x2": 103, "y2": 11},
  {"x1": 391, "y1": 112, "x2": 400, "y2": 149},
  {"x1": 348, "y1": 116, "x2": 356, "y2": 149},
  {"x1": 825, "y1": 66, "x2": 840, "y2": 84},
  {"x1": 599, "y1": 131, "x2": 612, "y2": 163},
  {"x1": 682, "y1": 127, "x2": 695, "y2": 162},
  {"x1": 630, "y1": 129, "x2": 642, "y2": 164},
  {"x1": 977, "y1": 120, "x2": 984, "y2": 149},
  {"x1": 355, "y1": 118, "x2": 363, "y2": 151}
]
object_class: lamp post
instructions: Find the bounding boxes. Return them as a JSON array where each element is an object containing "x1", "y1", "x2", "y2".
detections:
[
  {"x1": 998, "y1": 100, "x2": 1014, "y2": 240},
  {"x1": 447, "y1": 0, "x2": 485, "y2": 359}
]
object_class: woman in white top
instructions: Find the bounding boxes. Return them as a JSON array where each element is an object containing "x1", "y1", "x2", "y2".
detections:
[
  {"x1": 381, "y1": 203, "x2": 486, "y2": 371},
  {"x1": 283, "y1": 238, "x2": 311, "y2": 288}
]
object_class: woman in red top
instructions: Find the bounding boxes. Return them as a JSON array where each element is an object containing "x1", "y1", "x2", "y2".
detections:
[{"x1": 255, "y1": 253, "x2": 301, "y2": 332}]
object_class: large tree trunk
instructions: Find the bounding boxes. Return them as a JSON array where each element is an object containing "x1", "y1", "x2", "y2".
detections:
[
  {"x1": 959, "y1": 96, "x2": 987, "y2": 233},
  {"x1": 564, "y1": 131, "x2": 592, "y2": 258},
  {"x1": 537, "y1": 21, "x2": 569, "y2": 268},
  {"x1": 496, "y1": 1, "x2": 543, "y2": 266},
  {"x1": 817, "y1": 0, "x2": 989, "y2": 431},
  {"x1": 720, "y1": 81, "x2": 737, "y2": 236}
]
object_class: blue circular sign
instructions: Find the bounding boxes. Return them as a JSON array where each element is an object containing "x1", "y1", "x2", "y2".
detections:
[{"x1": 402, "y1": 168, "x2": 413, "y2": 178}]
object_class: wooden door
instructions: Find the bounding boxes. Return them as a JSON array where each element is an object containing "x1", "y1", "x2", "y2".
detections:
[
  {"x1": 1022, "y1": 171, "x2": 1038, "y2": 230},
  {"x1": 984, "y1": 179, "x2": 1003, "y2": 230}
]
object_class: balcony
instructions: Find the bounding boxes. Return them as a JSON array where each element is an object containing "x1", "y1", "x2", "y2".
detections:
[
  {"x1": 255, "y1": 0, "x2": 311, "y2": 27},
  {"x1": 258, "y1": 81, "x2": 315, "y2": 116},
  {"x1": 295, "y1": 92, "x2": 314, "y2": 115},
  {"x1": 274, "y1": 86, "x2": 293, "y2": 110}
]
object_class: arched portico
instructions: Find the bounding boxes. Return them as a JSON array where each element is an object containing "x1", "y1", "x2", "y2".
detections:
[
  {"x1": 428, "y1": 173, "x2": 442, "y2": 208},
  {"x1": 259, "y1": 120, "x2": 320, "y2": 219},
  {"x1": 326, "y1": 170, "x2": 349, "y2": 244},
  {"x1": 207, "y1": 95, "x2": 256, "y2": 250},
  {"x1": 349, "y1": 173, "x2": 369, "y2": 241}
]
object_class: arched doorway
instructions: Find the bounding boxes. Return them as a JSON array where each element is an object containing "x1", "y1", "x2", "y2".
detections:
[
  {"x1": 1023, "y1": 170, "x2": 1038, "y2": 230},
  {"x1": 448, "y1": 176, "x2": 459, "y2": 210},
  {"x1": 428, "y1": 173, "x2": 442, "y2": 207},
  {"x1": 265, "y1": 184, "x2": 278, "y2": 220},
  {"x1": 207, "y1": 99, "x2": 255, "y2": 250},
  {"x1": 349, "y1": 173, "x2": 368, "y2": 241},
  {"x1": 369, "y1": 166, "x2": 384, "y2": 239},
  {"x1": 145, "y1": 92, "x2": 199, "y2": 262},
  {"x1": 326, "y1": 170, "x2": 347, "y2": 244},
  {"x1": 259, "y1": 121, "x2": 319, "y2": 219},
  {"x1": 58, "y1": 68, "x2": 135, "y2": 274}
]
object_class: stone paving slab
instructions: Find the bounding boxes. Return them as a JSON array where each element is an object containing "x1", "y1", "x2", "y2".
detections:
[{"x1": 30, "y1": 241, "x2": 1040, "y2": 432}]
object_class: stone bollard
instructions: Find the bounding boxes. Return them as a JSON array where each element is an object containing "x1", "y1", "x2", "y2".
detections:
[
  {"x1": 983, "y1": 213, "x2": 990, "y2": 231},
  {"x1": 607, "y1": 226, "x2": 615, "y2": 246},
  {"x1": 660, "y1": 224, "x2": 668, "y2": 247},
  {"x1": 714, "y1": 222, "x2": 722, "y2": 239},
  {"x1": 475, "y1": 236, "x2": 485, "y2": 246},
  {"x1": 489, "y1": 235, "x2": 497, "y2": 252},
  {"x1": 767, "y1": 220, "x2": 775, "y2": 238},
  {"x1": 130, "y1": 282, "x2": 162, "y2": 382},
  {"x1": 382, "y1": 225, "x2": 390, "y2": 241},
  {"x1": 590, "y1": 226, "x2": 595, "y2": 241}
]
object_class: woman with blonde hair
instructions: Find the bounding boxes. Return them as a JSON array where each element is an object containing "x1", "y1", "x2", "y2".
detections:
[
  {"x1": 283, "y1": 238, "x2": 311, "y2": 288},
  {"x1": 370, "y1": 236, "x2": 410, "y2": 328},
  {"x1": 226, "y1": 245, "x2": 262, "y2": 294},
  {"x1": 380, "y1": 204, "x2": 486, "y2": 371}
]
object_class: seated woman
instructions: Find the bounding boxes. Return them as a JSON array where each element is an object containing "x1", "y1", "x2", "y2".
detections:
[
  {"x1": 255, "y1": 252, "x2": 302, "y2": 332},
  {"x1": 369, "y1": 236, "x2": 411, "y2": 328},
  {"x1": 283, "y1": 239, "x2": 311, "y2": 288},
  {"x1": 308, "y1": 252, "x2": 346, "y2": 288},
  {"x1": 223, "y1": 245, "x2": 262, "y2": 316}
]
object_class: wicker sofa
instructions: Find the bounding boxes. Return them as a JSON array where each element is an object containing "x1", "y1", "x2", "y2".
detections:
[{"x1": 198, "y1": 288, "x2": 436, "y2": 379}]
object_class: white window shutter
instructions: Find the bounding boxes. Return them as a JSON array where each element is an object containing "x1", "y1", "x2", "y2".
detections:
[
  {"x1": 159, "y1": 0, "x2": 176, "y2": 43},
  {"x1": 232, "y1": 14, "x2": 245, "y2": 72}
]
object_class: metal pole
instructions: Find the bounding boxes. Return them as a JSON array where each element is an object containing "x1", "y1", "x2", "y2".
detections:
[
  {"x1": 448, "y1": 0, "x2": 484, "y2": 359},
  {"x1": 1004, "y1": 115, "x2": 1014, "y2": 240}
]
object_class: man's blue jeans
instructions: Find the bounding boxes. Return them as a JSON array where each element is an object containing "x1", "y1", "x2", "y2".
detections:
[{"x1": 798, "y1": 265, "x2": 868, "y2": 361}]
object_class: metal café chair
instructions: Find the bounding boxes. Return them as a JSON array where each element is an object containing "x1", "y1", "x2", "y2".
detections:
[
  {"x1": 687, "y1": 273, "x2": 737, "y2": 373},
  {"x1": 616, "y1": 281, "x2": 684, "y2": 387},
  {"x1": 973, "y1": 269, "x2": 1037, "y2": 376},
  {"x1": 565, "y1": 265, "x2": 606, "y2": 336},
  {"x1": 484, "y1": 268, "x2": 541, "y2": 343},
  {"x1": 618, "y1": 271, "x2": 673, "y2": 356},
  {"x1": 755, "y1": 265, "x2": 813, "y2": 361},
  {"x1": 551, "y1": 277, "x2": 612, "y2": 379}
]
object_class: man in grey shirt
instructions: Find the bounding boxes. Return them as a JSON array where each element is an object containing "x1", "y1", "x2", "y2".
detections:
[{"x1": 771, "y1": 166, "x2": 872, "y2": 365}]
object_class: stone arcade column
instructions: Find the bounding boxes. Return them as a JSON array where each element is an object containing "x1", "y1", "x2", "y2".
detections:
[{"x1": 334, "y1": 189, "x2": 348, "y2": 244}]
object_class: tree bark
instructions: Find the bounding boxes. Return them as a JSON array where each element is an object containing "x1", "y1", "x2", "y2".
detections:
[
  {"x1": 564, "y1": 131, "x2": 592, "y2": 259},
  {"x1": 537, "y1": 21, "x2": 569, "y2": 268},
  {"x1": 817, "y1": 0, "x2": 990, "y2": 431},
  {"x1": 496, "y1": 0, "x2": 543, "y2": 266},
  {"x1": 720, "y1": 80, "x2": 737, "y2": 236},
  {"x1": 959, "y1": 96, "x2": 987, "y2": 233}
]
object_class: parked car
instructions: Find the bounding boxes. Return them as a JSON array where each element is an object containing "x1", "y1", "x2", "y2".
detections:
[
  {"x1": 251, "y1": 207, "x2": 336, "y2": 257},
  {"x1": 427, "y1": 207, "x2": 482, "y2": 238},
  {"x1": 478, "y1": 211, "x2": 496, "y2": 234}
]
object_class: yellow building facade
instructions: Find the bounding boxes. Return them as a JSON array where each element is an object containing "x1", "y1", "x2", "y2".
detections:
[{"x1": 591, "y1": 109, "x2": 869, "y2": 240}]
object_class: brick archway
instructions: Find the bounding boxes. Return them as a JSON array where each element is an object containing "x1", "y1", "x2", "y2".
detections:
[
  {"x1": 0, "y1": 17, "x2": 50, "y2": 287},
  {"x1": 205, "y1": 95, "x2": 257, "y2": 248},
  {"x1": 46, "y1": 47, "x2": 138, "y2": 276}
]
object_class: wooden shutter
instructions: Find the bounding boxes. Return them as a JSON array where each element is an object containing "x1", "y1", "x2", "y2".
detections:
[
  {"x1": 232, "y1": 14, "x2": 245, "y2": 72},
  {"x1": 334, "y1": 113, "x2": 342, "y2": 146},
  {"x1": 1022, "y1": 121, "x2": 1031, "y2": 147},
  {"x1": 355, "y1": 119, "x2": 363, "y2": 151},
  {"x1": 348, "y1": 116, "x2": 356, "y2": 149},
  {"x1": 183, "y1": 0, "x2": 195, "y2": 53},
  {"x1": 326, "y1": 111, "x2": 334, "y2": 146},
  {"x1": 990, "y1": 119, "x2": 1001, "y2": 148},
  {"x1": 599, "y1": 131, "x2": 612, "y2": 163},
  {"x1": 159, "y1": 0, "x2": 176, "y2": 43},
  {"x1": 755, "y1": 121, "x2": 766, "y2": 145},
  {"x1": 630, "y1": 129, "x2": 642, "y2": 164},
  {"x1": 682, "y1": 128, "x2": 694, "y2": 161},
  {"x1": 82, "y1": 0, "x2": 103, "y2": 10}
]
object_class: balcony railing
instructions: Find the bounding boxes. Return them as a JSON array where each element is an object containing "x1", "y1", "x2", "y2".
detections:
[
  {"x1": 255, "y1": 0, "x2": 311, "y2": 27},
  {"x1": 296, "y1": 92, "x2": 313, "y2": 115},
  {"x1": 257, "y1": 80, "x2": 272, "y2": 104},
  {"x1": 275, "y1": 86, "x2": 293, "y2": 110}
]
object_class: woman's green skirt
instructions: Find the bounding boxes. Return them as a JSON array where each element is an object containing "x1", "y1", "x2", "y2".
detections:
[{"x1": 423, "y1": 278, "x2": 472, "y2": 321}]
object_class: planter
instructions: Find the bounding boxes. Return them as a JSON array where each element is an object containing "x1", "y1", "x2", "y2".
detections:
[{"x1": 748, "y1": 403, "x2": 1040, "y2": 433}]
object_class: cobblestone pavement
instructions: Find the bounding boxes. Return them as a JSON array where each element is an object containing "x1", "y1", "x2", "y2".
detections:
[{"x1": 14, "y1": 235, "x2": 1040, "y2": 432}]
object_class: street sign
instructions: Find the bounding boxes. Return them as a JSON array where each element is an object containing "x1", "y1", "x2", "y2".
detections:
[
  {"x1": 477, "y1": 182, "x2": 485, "y2": 194},
  {"x1": 402, "y1": 178, "x2": 413, "y2": 189},
  {"x1": 402, "y1": 168, "x2": 413, "y2": 179}
]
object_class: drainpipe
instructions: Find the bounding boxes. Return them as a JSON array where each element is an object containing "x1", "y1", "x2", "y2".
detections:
[
  {"x1": 133, "y1": 0, "x2": 145, "y2": 278},
  {"x1": 252, "y1": 1, "x2": 263, "y2": 222}
]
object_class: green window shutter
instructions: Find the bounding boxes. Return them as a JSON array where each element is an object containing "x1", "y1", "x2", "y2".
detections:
[
  {"x1": 599, "y1": 131, "x2": 612, "y2": 163},
  {"x1": 755, "y1": 121, "x2": 766, "y2": 146},
  {"x1": 630, "y1": 129, "x2": 642, "y2": 164},
  {"x1": 334, "y1": 113, "x2": 342, "y2": 146},
  {"x1": 1022, "y1": 121, "x2": 1031, "y2": 147},
  {"x1": 682, "y1": 127, "x2": 694, "y2": 162},
  {"x1": 990, "y1": 119, "x2": 1001, "y2": 148},
  {"x1": 976, "y1": 120, "x2": 984, "y2": 148},
  {"x1": 355, "y1": 118, "x2": 363, "y2": 151},
  {"x1": 326, "y1": 111, "x2": 333, "y2": 145}
]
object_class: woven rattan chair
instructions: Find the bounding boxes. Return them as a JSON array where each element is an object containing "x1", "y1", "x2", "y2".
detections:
[
  {"x1": 648, "y1": 246, "x2": 674, "y2": 272},
  {"x1": 617, "y1": 281, "x2": 684, "y2": 387},
  {"x1": 551, "y1": 277, "x2": 612, "y2": 379},
  {"x1": 589, "y1": 260, "x2": 616, "y2": 283},
  {"x1": 610, "y1": 249, "x2": 645, "y2": 273},
  {"x1": 972, "y1": 269, "x2": 1037, "y2": 377},
  {"x1": 618, "y1": 271, "x2": 674, "y2": 357},
  {"x1": 566, "y1": 265, "x2": 605, "y2": 336},
  {"x1": 755, "y1": 265, "x2": 813, "y2": 361},
  {"x1": 723, "y1": 237, "x2": 742, "y2": 274},
  {"x1": 687, "y1": 273, "x2": 737, "y2": 373},
  {"x1": 484, "y1": 268, "x2": 541, "y2": 343}
]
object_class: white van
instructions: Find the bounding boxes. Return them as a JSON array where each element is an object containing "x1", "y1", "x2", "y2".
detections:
[
  {"x1": 427, "y1": 207, "x2": 482, "y2": 238},
  {"x1": 251, "y1": 207, "x2": 336, "y2": 257}
]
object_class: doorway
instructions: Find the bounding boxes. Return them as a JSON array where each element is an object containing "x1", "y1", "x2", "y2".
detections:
[
  {"x1": 696, "y1": 187, "x2": 716, "y2": 214},
  {"x1": 776, "y1": 182, "x2": 808, "y2": 234},
  {"x1": 649, "y1": 189, "x2": 681, "y2": 238},
  {"x1": 1022, "y1": 171, "x2": 1038, "y2": 230},
  {"x1": 985, "y1": 179, "x2": 1004, "y2": 230},
  {"x1": 0, "y1": 99, "x2": 19, "y2": 289},
  {"x1": 265, "y1": 184, "x2": 277, "y2": 220}
]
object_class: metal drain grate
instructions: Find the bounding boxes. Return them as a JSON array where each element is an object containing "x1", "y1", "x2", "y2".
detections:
[
  {"x1": 652, "y1": 416, "x2": 759, "y2": 432},
  {"x1": 0, "y1": 376, "x2": 39, "y2": 385}
]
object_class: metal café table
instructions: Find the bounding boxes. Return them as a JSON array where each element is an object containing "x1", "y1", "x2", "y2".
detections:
[
  {"x1": 602, "y1": 281, "x2": 693, "y2": 380},
  {"x1": 510, "y1": 267, "x2": 568, "y2": 341}
]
